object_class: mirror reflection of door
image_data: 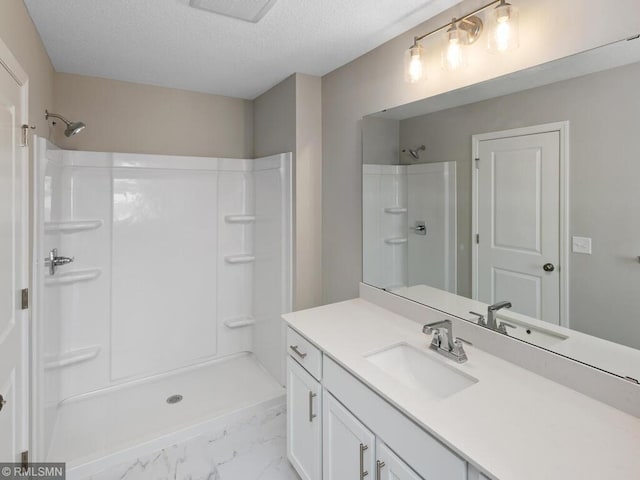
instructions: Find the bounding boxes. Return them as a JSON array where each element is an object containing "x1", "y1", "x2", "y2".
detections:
[{"x1": 473, "y1": 124, "x2": 567, "y2": 326}]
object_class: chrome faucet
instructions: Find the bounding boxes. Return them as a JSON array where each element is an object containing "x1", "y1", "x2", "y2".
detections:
[
  {"x1": 487, "y1": 301, "x2": 512, "y2": 330},
  {"x1": 422, "y1": 319, "x2": 468, "y2": 363},
  {"x1": 470, "y1": 300, "x2": 515, "y2": 335}
]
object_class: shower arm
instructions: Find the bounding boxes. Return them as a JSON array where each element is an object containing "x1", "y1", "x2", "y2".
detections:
[{"x1": 45, "y1": 110, "x2": 72, "y2": 127}]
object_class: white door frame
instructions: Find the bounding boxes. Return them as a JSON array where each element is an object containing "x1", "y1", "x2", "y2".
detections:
[
  {"x1": 472, "y1": 121, "x2": 570, "y2": 328},
  {"x1": 0, "y1": 38, "x2": 30, "y2": 456}
]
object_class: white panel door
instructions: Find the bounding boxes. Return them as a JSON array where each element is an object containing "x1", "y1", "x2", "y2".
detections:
[
  {"x1": 376, "y1": 441, "x2": 423, "y2": 480},
  {"x1": 323, "y1": 390, "x2": 375, "y2": 480},
  {"x1": 0, "y1": 58, "x2": 27, "y2": 461},
  {"x1": 476, "y1": 131, "x2": 560, "y2": 324},
  {"x1": 287, "y1": 357, "x2": 321, "y2": 480}
]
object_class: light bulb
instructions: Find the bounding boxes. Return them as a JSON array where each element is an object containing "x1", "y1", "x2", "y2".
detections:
[
  {"x1": 488, "y1": 0, "x2": 519, "y2": 53},
  {"x1": 404, "y1": 43, "x2": 425, "y2": 83},
  {"x1": 446, "y1": 39, "x2": 463, "y2": 70},
  {"x1": 442, "y1": 20, "x2": 468, "y2": 71}
]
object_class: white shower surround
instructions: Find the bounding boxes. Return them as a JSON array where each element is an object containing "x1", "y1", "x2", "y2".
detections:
[
  {"x1": 32, "y1": 139, "x2": 293, "y2": 477},
  {"x1": 362, "y1": 163, "x2": 456, "y2": 293}
]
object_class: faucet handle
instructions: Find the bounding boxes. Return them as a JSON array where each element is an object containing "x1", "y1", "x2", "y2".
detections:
[
  {"x1": 469, "y1": 311, "x2": 486, "y2": 326},
  {"x1": 498, "y1": 321, "x2": 516, "y2": 335}
]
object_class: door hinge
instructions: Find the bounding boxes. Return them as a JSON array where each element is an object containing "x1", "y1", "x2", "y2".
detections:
[
  {"x1": 21, "y1": 450, "x2": 28, "y2": 471},
  {"x1": 474, "y1": 157, "x2": 480, "y2": 168},
  {"x1": 476, "y1": 233, "x2": 480, "y2": 244},
  {"x1": 21, "y1": 124, "x2": 35, "y2": 148},
  {"x1": 21, "y1": 288, "x2": 28, "y2": 310}
]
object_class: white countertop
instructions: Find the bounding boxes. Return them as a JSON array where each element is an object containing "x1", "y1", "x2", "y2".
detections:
[{"x1": 283, "y1": 298, "x2": 640, "y2": 480}]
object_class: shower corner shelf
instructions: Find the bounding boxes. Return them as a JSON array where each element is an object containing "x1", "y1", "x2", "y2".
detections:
[
  {"x1": 44, "y1": 219, "x2": 104, "y2": 234},
  {"x1": 384, "y1": 237, "x2": 408, "y2": 245},
  {"x1": 44, "y1": 345, "x2": 101, "y2": 370},
  {"x1": 45, "y1": 268, "x2": 102, "y2": 286},
  {"x1": 224, "y1": 255, "x2": 256, "y2": 264},
  {"x1": 225, "y1": 214, "x2": 256, "y2": 224},
  {"x1": 224, "y1": 317, "x2": 256, "y2": 329},
  {"x1": 384, "y1": 207, "x2": 408, "y2": 214}
]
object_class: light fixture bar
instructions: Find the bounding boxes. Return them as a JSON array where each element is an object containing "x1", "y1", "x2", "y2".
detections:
[{"x1": 411, "y1": 0, "x2": 502, "y2": 46}]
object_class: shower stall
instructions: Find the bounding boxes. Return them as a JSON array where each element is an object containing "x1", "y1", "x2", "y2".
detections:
[{"x1": 31, "y1": 138, "x2": 293, "y2": 478}]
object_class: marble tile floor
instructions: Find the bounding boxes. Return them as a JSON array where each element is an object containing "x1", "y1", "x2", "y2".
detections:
[{"x1": 84, "y1": 400, "x2": 300, "y2": 480}]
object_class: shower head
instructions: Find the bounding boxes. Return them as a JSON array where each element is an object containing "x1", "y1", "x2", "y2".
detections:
[
  {"x1": 402, "y1": 145, "x2": 426, "y2": 160},
  {"x1": 45, "y1": 110, "x2": 86, "y2": 137}
]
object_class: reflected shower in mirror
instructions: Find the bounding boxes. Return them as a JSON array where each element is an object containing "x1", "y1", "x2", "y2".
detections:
[{"x1": 362, "y1": 36, "x2": 640, "y2": 382}]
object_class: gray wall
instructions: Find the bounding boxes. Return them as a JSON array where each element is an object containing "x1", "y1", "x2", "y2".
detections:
[
  {"x1": 322, "y1": 0, "x2": 640, "y2": 305},
  {"x1": 397, "y1": 62, "x2": 640, "y2": 348},
  {"x1": 362, "y1": 117, "x2": 399, "y2": 165},
  {"x1": 254, "y1": 74, "x2": 323, "y2": 311},
  {"x1": 54, "y1": 73, "x2": 254, "y2": 158}
]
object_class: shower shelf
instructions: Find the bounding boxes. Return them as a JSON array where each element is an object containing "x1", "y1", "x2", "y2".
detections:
[
  {"x1": 44, "y1": 345, "x2": 101, "y2": 370},
  {"x1": 45, "y1": 268, "x2": 102, "y2": 286},
  {"x1": 384, "y1": 207, "x2": 408, "y2": 214},
  {"x1": 224, "y1": 317, "x2": 256, "y2": 329},
  {"x1": 224, "y1": 255, "x2": 255, "y2": 264},
  {"x1": 384, "y1": 237, "x2": 408, "y2": 245},
  {"x1": 44, "y1": 219, "x2": 104, "y2": 234},
  {"x1": 225, "y1": 215, "x2": 256, "y2": 224}
]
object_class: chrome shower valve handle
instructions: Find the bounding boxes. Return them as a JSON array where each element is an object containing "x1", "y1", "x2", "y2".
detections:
[{"x1": 45, "y1": 248, "x2": 74, "y2": 275}]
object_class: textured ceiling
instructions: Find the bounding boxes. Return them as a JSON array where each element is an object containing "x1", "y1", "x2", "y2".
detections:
[{"x1": 24, "y1": 0, "x2": 461, "y2": 99}]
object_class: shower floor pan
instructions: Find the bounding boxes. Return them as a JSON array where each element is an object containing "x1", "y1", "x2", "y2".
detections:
[{"x1": 46, "y1": 352, "x2": 285, "y2": 476}]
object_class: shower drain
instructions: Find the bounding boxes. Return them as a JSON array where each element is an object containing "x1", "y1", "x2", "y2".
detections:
[{"x1": 166, "y1": 394, "x2": 183, "y2": 404}]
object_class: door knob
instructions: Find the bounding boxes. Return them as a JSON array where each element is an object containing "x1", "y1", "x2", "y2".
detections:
[{"x1": 543, "y1": 263, "x2": 555, "y2": 272}]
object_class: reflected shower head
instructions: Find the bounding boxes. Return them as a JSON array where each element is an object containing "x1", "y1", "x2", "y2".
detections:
[
  {"x1": 402, "y1": 145, "x2": 426, "y2": 159},
  {"x1": 45, "y1": 110, "x2": 86, "y2": 137}
]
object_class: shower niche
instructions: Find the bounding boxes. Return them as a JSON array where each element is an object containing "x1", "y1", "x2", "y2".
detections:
[{"x1": 31, "y1": 138, "x2": 293, "y2": 476}]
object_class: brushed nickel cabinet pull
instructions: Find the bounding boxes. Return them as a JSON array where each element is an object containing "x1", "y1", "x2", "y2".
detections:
[
  {"x1": 289, "y1": 345, "x2": 307, "y2": 359},
  {"x1": 376, "y1": 460, "x2": 386, "y2": 480},
  {"x1": 360, "y1": 443, "x2": 369, "y2": 479},
  {"x1": 308, "y1": 391, "x2": 317, "y2": 422}
]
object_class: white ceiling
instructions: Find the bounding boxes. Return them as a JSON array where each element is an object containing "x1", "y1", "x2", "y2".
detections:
[{"x1": 24, "y1": 0, "x2": 461, "y2": 99}]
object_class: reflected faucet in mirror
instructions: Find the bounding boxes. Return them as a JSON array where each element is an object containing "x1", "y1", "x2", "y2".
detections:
[{"x1": 471, "y1": 301, "x2": 516, "y2": 335}]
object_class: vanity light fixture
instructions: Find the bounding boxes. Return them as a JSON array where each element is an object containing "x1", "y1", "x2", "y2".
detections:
[
  {"x1": 405, "y1": 43, "x2": 426, "y2": 83},
  {"x1": 487, "y1": 0, "x2": 519, "y2": 53},
  {"x1": 404, "y1": 0, "x2": 518, "y2": 82}
]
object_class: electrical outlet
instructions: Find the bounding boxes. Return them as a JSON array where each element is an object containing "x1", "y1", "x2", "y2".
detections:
[{"x1": 572, "y1": 236, "x2": 592, "y2": 254}]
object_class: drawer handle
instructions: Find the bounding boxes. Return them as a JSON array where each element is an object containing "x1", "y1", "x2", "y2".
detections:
[
  {"x1": 308, "y1": 391, "x2": 317, "y2": 422},
  {"x1": 290, "y1": 345, "x2": 307, "y2": 359},
  {"x1": 360, "y1": 443, "x2": 369, "y2": 479},
  {"x1": 376, "y1": 460, "x2": 385, "y2": 480}
]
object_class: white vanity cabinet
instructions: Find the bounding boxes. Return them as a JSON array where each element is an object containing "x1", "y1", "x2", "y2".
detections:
[
  {"x1": 323, "y1": 389, "x2": 421, "y2": 480},
  {"x1": 286, "y1": 326, "x2": 471, "y2": 480},
  {"x1": 322, "y1": 390, "x2": 375, "y2": 480},
  {"x1": 376, "y1": 441, "x2": 423, "y2": 480},
  {"x1": 287, "y1": 333, "x2": 323, "y2": 480}
]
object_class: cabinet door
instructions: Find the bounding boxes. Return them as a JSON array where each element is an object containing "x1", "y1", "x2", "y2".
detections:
[
  {"x1": 323, "y1": 390, "x2": 375, "y2": 480},
  {"x1": 288, "y1": 357, "x2": 322, "y2": 480},
  {"x1": 376, "y1": 441, "x2": 423, "y2": 480}
]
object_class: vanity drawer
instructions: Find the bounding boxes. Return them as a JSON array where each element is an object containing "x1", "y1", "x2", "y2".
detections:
[{"x1": 287, "y1": 327, "x2": 322, "y2": 380}]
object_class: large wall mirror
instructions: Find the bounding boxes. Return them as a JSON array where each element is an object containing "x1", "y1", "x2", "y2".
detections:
[{"x1": 362, "y1": 36, "x2": 640, "y2": 382}]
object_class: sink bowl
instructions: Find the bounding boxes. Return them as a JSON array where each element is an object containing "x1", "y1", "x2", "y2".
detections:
[
  {"x1": 365, "y1": 343, "x2": 478, "y2": 400},
  {"x1": 499, "y1": 318, "x2": 568, "y2": 348}
]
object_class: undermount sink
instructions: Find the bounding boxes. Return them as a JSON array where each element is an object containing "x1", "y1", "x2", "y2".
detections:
[
  {"x1": 365, "y1": 343, "x2": 478, "y2": 400},
  {"x1": 500, "y1": 318, "x2": 569, "y2": 348}
]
